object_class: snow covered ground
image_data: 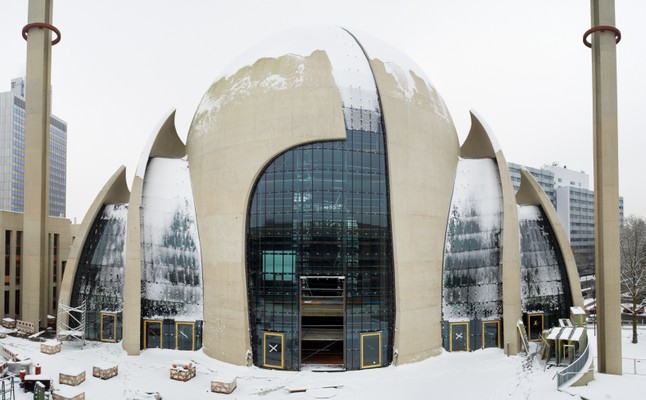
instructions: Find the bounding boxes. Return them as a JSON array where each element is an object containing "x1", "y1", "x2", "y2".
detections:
[{"x1": 1, "y1": 325, "x2": 645, "y2": 400}]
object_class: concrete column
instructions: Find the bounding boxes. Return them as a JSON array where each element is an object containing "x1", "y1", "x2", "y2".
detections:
[
  {"x1": 590, "y1": 0, "x2": 622, "y2": 375},
  {"x1": 22, "y1": 0, "x2": 54, "y2": 328}
]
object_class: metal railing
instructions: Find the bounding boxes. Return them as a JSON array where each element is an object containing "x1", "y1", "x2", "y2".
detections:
[
  {"x1": 591, "y1": 357, "x2": 646, "y2": 375},
  {"x1": 556, "y1": 340, "x2": 592, "y2": 390}
]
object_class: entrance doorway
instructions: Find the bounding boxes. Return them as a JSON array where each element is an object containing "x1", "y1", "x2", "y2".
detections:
[
  {"x1": 482, "y1": 320, "x2": 500, "y2": 349},
  {"x1": 449, "y1": 322, "x2": 469, "y2": 352},
  {"x1": 176, "y1": 322, "x2": 195, "y2": 351},
  {"x1": 300, "y1": 276, "x2": 345, "y2": 368},
  {"x1": 100, "y1": 313, "x2": 117, "y2": 342},
  {"x1": 527, "y1": 313, "x2": 544, "y2": 342},
  {"x1": 144, "y1": 320, "x2": 162, "y2": 349}
]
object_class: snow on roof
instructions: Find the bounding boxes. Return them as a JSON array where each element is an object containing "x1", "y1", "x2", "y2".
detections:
[
  {"x1": 570, "y1": 306, "x2": 586, "y2": 315},
  {"x1": 546, "y1": 327, "x2": 562, "y2": 340},
  {"x1": 569, "y1": 327, "x2": 585, "y2": 342},
  {"x1": 558, "y1": 327, "x2": 574, "y2": 341}
]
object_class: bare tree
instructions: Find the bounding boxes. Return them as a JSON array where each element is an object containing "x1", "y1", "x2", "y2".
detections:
[{"x1": 620, "y1": 216, "x2": 646, "y2": 344}]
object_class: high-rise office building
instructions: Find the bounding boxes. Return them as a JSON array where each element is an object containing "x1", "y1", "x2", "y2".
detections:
[
  {"x1": 508, "y1": 163, "x2": 556, "y2": 206},
  {"x1": 0, "y1": 77, "x2": 67, "y2": 217},
  {"x1": 509, "y1": 162, "x2": 624, "y2": 276}
]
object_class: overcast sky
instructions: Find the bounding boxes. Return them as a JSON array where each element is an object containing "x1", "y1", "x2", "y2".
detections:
[{"x1": 2, "y1": 0, "x2": 645, "y2": 221}]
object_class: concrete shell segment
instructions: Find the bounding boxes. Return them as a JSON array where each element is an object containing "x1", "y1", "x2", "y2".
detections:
[
  {"x1": 516, "y1": 168, "x2": 584, "y2": 308},
  {"x1": 58, "y1": 166, "x2": 130, "y2": 312}
]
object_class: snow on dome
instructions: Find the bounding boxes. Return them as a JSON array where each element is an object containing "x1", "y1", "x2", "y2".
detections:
[
  {"x1": 351, "y1": 28, "x2": 452, "y2": 122},
  {"x1": 219, "y1": 26, "x2": 378, "y2": 112},
  {"x1": 192, "y1": 26, "x2": 383, "y2": 137}
]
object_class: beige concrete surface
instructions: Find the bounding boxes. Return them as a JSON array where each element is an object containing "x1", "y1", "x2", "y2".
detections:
[
  {"x1": 368, "y1": 59, "x2": 459, "y2": 363},
  {"x1": 22, "y1": 0, "x2": 55, "y2": 328},
  {"x1": 0, "y1": 212, "x2": 23, "y2": 317},
  {"x1": 1, "y1": 211, "x2": 70, "y2": 321},
  {"x1": 123, "y1": 175, "x2": 143, "y2": 355},
  {"x1": 123, "y1": 111, "x2": 185, "y2": 355},
  {"x1": 187, "y1": 50, "x2": 347, "y2": 365},
  {"x1": 460, "y1": 111, "x2": 521, "y2": 355},
  {"x1": 589, "y1": 0, "x2": 622, "y2": 375}
]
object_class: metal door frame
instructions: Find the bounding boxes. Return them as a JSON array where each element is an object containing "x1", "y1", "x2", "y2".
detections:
[
  {"x1": 482, "y1": 320, "x2": 501, "y2": 349},
  {"x1": 99, "y1": 312, "x2": 117, "y2": 343},
  {"x1": 175, "y1": 321, "x2": 195, "y2": 351},
  {"x1": 263, "y1": 331, "x2": 285, "y2": 369},
  {"x1": 449, "y1": 321, "x2": 470, "y2": 352},
  {"x1": 527, "y1": 313, "x2": 544, "y2": 342},
  {"x1": 143, "y1": 319, "x2": 163, "y2": 349},
  {"x1": 360, "y1": 331, "x2": 382, "y2": 369}
]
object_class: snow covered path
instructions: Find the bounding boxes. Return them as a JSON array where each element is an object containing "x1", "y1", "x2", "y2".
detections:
[{"x1": 1, "y1": 326, "x2": 644, "y2": 399}]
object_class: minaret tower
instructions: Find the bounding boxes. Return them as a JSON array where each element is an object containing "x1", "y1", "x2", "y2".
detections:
[
  {"x1": 21, "y1": 0, "x2": 61, "y2": 328},
  {"x1": 585, "y1": 0, "x2": 622, "y2": 375}
]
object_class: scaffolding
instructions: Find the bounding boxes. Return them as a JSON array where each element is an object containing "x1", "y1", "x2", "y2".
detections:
[
  {"x1": 0, "y1": 377, "x2": 15, "y2": 400},
  {"x1": 56, "y1": 301, "x2": 86, "y2": 347}
]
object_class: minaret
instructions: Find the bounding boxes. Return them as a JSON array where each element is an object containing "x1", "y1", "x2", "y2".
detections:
[
  {"x1": 586, "y1": 0, "x2": 622, "y2": 375},
  {"x1": 21, "y1": 0, "x2": 60, "y2": 328}
]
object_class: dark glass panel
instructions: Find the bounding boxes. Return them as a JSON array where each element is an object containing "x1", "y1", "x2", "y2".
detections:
[
  {"x1": 70, "y1": 203, "x2": 127, "y2": 340},
  {"x1": 140, "y1": 158, "x2": 203, "y2": 321},
  {"x1": 443, "y1": 159, "x2": 503, "y2": 326},
  {"x1": 518, "y1": 205, "x2": 573, "y2": 328}
]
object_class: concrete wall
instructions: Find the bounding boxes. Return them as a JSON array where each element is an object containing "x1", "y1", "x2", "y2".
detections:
[
  {"x1": 459, "y1": 111, "x2": 521, "y2": 355},
  {"x1": 186, "y1": 50, "x2": 347, "y2": 365},
  {"x1": 0, "y1": 211, "x2": 23, "y2": 317},
  {"x1": 368, "y1": 60, "x2": 459, "y2": 363},
  {"x1": 1, "y1": 211, "x2": 71, "y2": 320},
  {"x1": 123, "y1": 111, "x2": 186, "y2": 355}
]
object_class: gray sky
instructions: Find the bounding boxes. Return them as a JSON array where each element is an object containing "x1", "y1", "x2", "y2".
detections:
[{"x1": 2, "y1": 0, "x2": 645, "y2": 221}]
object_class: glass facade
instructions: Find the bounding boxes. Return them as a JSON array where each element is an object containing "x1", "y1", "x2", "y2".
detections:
[
  {"x1": 518, "y1": 205, "x2": 572, "y2": 328},
  {"x1": 442, "y1": 159, "x2": 503, "y2": 351},
  {"x1": 71, "y1": 203, "x2": 127, "y2": 341},
  {"x1": 0, "y1": 78, "x2": 67, "y2": 217},
  {"x1": 246, "y1": 106, "x2": 394, "y2": 370},
  {"x1": 140, "y1": 157, "x2": 203, "y2": 350}
]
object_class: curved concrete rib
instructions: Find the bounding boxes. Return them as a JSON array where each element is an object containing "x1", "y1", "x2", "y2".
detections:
[
  {"x1": 186, "y1": 49, "x2": 347, "y2": 365},
  {"x1": 123, "y1": 111, "x2": 186, "y2": 355},
  {"x1": 135, "y1": 110, "x2": 186, "y2": 178},
  {"x1": 58, "y1": 166, "x2": 129, "y2": 312},
  {"x1": 460, "y1": 110, "x2": 501, "y2": 159},
  {"x1": 367, "y1": 57, "x2": 459, "y2": 362},
  {"x1": 460, "y1": 110, "x2": 521, "y2": 355},
  {"x1": 516, "y1": 168, "x2": 584, "y2": 307}
]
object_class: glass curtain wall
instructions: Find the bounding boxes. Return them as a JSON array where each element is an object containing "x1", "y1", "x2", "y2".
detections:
[
  {"x1": 442, "y1": 158, "x2": 503, "y2": 351},
  {"x1": 518, "y1": 205, "x2": 572, "y2": 328},
  {"x1": 246, "y1": 107, "x2": 394, "y2": 370},
  {"x1": 140, "y1": 157, "x2": 204, "y2": 349},
  {"x1": 70, "y1": 203, "x2": 128, "y2": 341}
]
